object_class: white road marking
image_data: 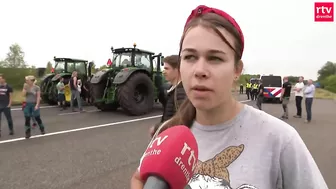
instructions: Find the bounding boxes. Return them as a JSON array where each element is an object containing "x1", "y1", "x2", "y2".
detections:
[
  {"x1": 11, "y1": 105, "x2": 57, "y2": 111},
  {"x1": 0, "y1": 115, "x2": 162, "y2": 144},
  {"x1": 0, "y1": 100, "x2": 251, "y2": 145},
  {"x1": 58, "y1": 109, "x2": 100, "y2": 116},
  {"x1": 239, "y1": 100, "x2": 251, "y2": 103},
  {"x1": 58, "y1": 112, "x2": 80, "y2": 116}
]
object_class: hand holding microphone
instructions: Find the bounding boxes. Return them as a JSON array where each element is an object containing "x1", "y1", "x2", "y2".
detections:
[{"x1": 139, "y1": 125, "x2": 198, "y2": 189}]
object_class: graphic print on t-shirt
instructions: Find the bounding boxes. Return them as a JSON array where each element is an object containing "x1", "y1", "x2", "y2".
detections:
[
  {"x1": 0, "y1": 87, "x2": 8, "y2": 95},
  {"x1": 186, "y1": 144, "x2": 258, "y2": 189}
]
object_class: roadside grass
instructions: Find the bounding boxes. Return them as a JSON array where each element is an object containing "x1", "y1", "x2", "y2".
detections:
[{"x1": 315, "y1": 88, "x2": 336, "y2": 100}]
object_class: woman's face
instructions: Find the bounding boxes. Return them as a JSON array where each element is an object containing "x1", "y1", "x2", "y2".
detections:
[
  {"x1": 26, "y1": 79, "x2": 33, "y2": 85},
  {"x1": 180, "y1": 25, "x2": 241, "y2": 111},
  {"x1": 163, "y1": 63, "x2": 179, "y2": 83}
]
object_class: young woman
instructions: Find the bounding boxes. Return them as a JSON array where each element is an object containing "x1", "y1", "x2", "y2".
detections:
[
  {"x1": 131, "y1": 5, "x2": 327, "y2": 189},
  {"x1": 70, "y1": 71, "x2": 82, "y2": 112},
  {"x1": 22, "y1": 78, "x2": 38, "y2": 128},
  {"x1": 22, "y1": 75, "x2": 45, "y2": 139}
]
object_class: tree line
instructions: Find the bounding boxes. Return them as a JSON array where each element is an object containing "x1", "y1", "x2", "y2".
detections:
[
  {"x1": 316, "y1": 61, "x2": 336, "y2": 93},
  {"x1": 1, "y1": 43, "x2": 335, "y2": 93}
]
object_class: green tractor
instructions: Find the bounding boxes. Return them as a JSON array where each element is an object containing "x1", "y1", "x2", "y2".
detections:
[
  {"x1": 90, "y1": 43, "x2": 168, "y2": 116},
  {"x1": 39, "y1": 57, "x2": 94, "y2": 105}
]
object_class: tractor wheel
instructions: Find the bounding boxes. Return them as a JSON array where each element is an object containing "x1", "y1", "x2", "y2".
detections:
[
  {"x1": 41, "y1": 81, "x2": 57, "y2": 105},
  {"x1": 47, "y1": 83, "x2": 58, "y2": 105},
  {"x1": 40, "y1": 78, "x2": 51, "y2": 105},
  {"x1": 117, "y1": 72, "x2": 154, "y2": 116}
]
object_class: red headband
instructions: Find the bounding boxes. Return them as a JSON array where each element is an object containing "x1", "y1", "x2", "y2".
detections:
[{"x1": 184, "y1": 5, "x2": 245, "y2": 56}]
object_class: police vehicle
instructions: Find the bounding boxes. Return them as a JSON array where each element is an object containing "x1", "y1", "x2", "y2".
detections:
[{"x1": 260, "y1": 74, "x2": 282, "y2": 103}]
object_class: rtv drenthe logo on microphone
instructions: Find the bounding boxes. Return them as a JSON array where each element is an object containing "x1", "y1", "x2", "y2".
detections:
[
  {"x1": 143, "y1": 135, "x2": 168, "y2": 157},
  {"x1": 139, "y1": 134, "x2": 197, "y2": 182},
  {"x1": 139, "y1": 135, "x2": 169, "y2": 167},
  {"x1": 175, "y1": 142, "x2": 197, "y2": 181}
]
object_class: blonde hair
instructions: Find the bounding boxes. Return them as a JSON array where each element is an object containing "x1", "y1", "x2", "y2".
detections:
[
  {"x1": 25, "y1": 75, "x2": 37, "y2": 86},
  {"x1": 25, "y1": 75, "x2": 36, "y2": 81}
]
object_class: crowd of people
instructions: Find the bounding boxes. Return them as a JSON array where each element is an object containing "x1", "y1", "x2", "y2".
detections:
[
  {"x1": 0, "y1": 74, "x2": 45, "y2": 138},
  {"x1": 0, "y1": 70, "x2": 90, "y2": 139},
  {"x1": 240, "y1": 76, "x2": 316, "y2": 123}
]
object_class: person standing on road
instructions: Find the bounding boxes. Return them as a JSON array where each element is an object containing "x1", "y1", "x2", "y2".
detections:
[
  {"x1": 82, "y1": 79, "x2": 91, "y2": 104},
  {"x1": 70, "y1": 71, "x2": 83, "y2": 112},
  {"x1": 293, "y1": 76, "x2": 304, "y2": 118},
  {"x1": 149, "y1": 55, "x2": 186, "y2": 137},
  {"x1": 251, "y1": 82, "x2": 258, "y2": 100},
  {"x1": 239, "y1": 83, "x2": 243, "y2": 94},
  {"x1": 245, "y1": 81, "x2": 252, "y2": 100},
  {"x1": 0, "y1": 74, "x2": 14, "y2": 137},
  {"x1": 280, "y1": 77, "x2": 292, "y2": 119},
  {"x1": 256, "y1": 80, "x2": 264, "y2": 110},
  {"x1": 304, "y1": 79, "x2": 315, "y2": 123},
  {"x1": 22, "y1": 75, "x2": 45, "y2": 139},
  {"x1": 56, "y1": 77, "x2": 66, "y2": 110},
  {"x1": 22, "y1": 78, "x2": 38, "y2": 129}
]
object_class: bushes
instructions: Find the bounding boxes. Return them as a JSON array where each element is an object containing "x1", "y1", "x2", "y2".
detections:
[
  {"x1": 0, "y1": 68, "x2": 37, "y2": 90},
  {"x1": 322, "y1": 75, "x2": 336, "y2": 93},
  {"x1": 238, "y1": 74, "x2": 260, "y2": 85}
]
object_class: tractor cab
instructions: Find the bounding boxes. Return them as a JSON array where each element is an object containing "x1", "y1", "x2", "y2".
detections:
[
  {"x1": 51, "y1": 57, "x2": 89, "y2": 82},
  {"x1": 107, "y1": 43, "x2": 164, "y2": 74}
]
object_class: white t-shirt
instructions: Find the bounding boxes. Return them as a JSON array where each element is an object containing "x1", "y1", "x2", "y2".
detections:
[
  {"x1": 138, "y1": 105, "x2": 327, "y2": 189},
  {"x1": 77, "y1": 80, "x2": 82, "y2": 93},
  {"x1": 294, "y1": 82, "x2": 304, "y2": 97},
  {"x1": 186, "y1": 105, "x2": 327, "y2": 189}
]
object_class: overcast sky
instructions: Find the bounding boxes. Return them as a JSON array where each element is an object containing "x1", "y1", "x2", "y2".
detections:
[{"x1": 0, "y1": 0, "x2": 335, "y2": 80}]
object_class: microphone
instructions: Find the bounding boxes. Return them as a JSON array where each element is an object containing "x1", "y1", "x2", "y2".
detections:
[{"x1": 139, "y1": 125, "x2": 198, "y2": 189}]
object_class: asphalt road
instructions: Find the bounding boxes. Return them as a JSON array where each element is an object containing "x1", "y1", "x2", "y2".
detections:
[{"x1": 0, "y1": 94, "x2": 335, "y2": 189}]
